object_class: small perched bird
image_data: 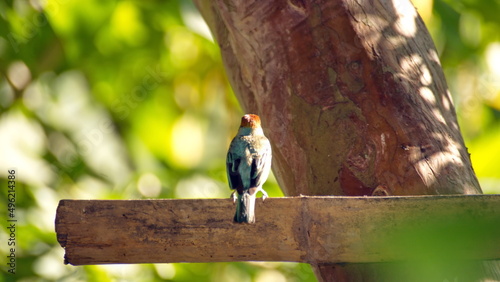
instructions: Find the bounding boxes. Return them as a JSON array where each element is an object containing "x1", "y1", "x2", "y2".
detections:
[{"x1": 226, "y1": 114, "x2": 272, "y2": 223}]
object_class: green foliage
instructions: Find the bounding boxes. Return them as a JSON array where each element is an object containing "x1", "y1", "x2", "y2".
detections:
[
  {"x1": 430, "y1": 0, "x2": 500, "y2": 193},
  {"x1": 0, "y1": 0, "x2": 498, "y2": 280}
]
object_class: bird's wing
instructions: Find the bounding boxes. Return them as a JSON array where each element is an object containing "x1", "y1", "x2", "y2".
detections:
[
  {"x1": 226, "y1": 149, "x2": 243, "y2": 191},
  {"x1": 250, "y1": 138, "x2": 272, "y2": 188}
]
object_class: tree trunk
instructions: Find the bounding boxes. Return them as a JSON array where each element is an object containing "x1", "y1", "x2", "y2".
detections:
[{"x1": 194, "y1": 0, "x2": 484, "y2": 280}]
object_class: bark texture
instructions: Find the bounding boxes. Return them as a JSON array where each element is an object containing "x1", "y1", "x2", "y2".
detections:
[
  {"x1": 55, "y1": 196, "x2": 500, "y2": 266},
  {"x1": 194, "y1": 0, "x2": 484, "y2": 280}
]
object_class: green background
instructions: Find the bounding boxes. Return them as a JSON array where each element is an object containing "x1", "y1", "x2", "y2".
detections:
[{"x1": 0, "y1": 0, "x2": 499, "y2": 281}]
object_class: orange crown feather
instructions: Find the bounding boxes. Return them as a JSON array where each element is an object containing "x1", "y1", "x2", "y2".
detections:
[{"x1": 240, "y1": 114, "x2": 261, "y2": 128}]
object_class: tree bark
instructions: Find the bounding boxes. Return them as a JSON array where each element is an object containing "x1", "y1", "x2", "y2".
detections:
[{"x1": 194, "y1": 0, "x2": 484, "y2": 280}]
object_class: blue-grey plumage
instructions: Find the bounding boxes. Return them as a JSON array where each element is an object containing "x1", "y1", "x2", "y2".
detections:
[{"x1": 226, "y1": 114, "x2": 272, "y2": 223}]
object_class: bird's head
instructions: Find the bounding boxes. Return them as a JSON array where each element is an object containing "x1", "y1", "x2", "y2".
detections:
[{"x1": 240, "y1": 114, "x2": 261, "y2": 129}]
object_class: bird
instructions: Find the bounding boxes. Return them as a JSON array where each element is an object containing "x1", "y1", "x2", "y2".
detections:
[{"x1": 226, "y1": 114, "x2": 272, "y2": 223}]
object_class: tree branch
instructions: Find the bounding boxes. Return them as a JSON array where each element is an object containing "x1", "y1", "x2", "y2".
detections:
[{"x1": 56, "y1": 195, "x2": 500, "y2": 265}]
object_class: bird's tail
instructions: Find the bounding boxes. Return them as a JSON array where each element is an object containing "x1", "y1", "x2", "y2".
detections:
[{"x1": 234, "y1": 190, "x2": 256, "y2": 223}]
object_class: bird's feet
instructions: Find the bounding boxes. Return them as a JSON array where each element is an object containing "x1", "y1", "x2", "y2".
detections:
[{"x1": 259, "y1": 188, "x2": 268, "y2": 202}]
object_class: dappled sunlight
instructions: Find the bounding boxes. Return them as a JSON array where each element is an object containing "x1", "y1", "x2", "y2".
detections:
[
  {"x1": 392, "y1": 0, "x2": 418, "y2": 37},
  {"x1": 385, "y1": 35, "x2": 407, "y2": 50},
  {"x1": 442, "y1": 90, "x2": 452, "y2": 111},
  {"x1": 427, "y1": 48, "x2": 441, "y2": 66},
  {"x1": 399, "y1": 54, "x2": 422, "y2": 74},
  {"x1": 431, "y1": 108, "x2": 446, "y2": 125},
  {"x1": 342, "y1": 0, "x2": 485, "y2": 195},
  {"x1": 419, "y1": 86, "x2": 436, "y2": 104},
  {"x1": 411, "y1": 139, "x2": 465, "y2": 189},
  {"x1": 419, "y1": 63, "x2": 432, "y2": 85},
  {"x1": 1, "y1": 0, "x2": 499, "y2": 280},
  {"x1": 357, "y1": 14, "x2": 389, "y2": 46}
]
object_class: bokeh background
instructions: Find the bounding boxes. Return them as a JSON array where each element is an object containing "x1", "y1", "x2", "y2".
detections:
[{"x1": 0, "y1": 0, "x2": 499, "y2": 281}]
